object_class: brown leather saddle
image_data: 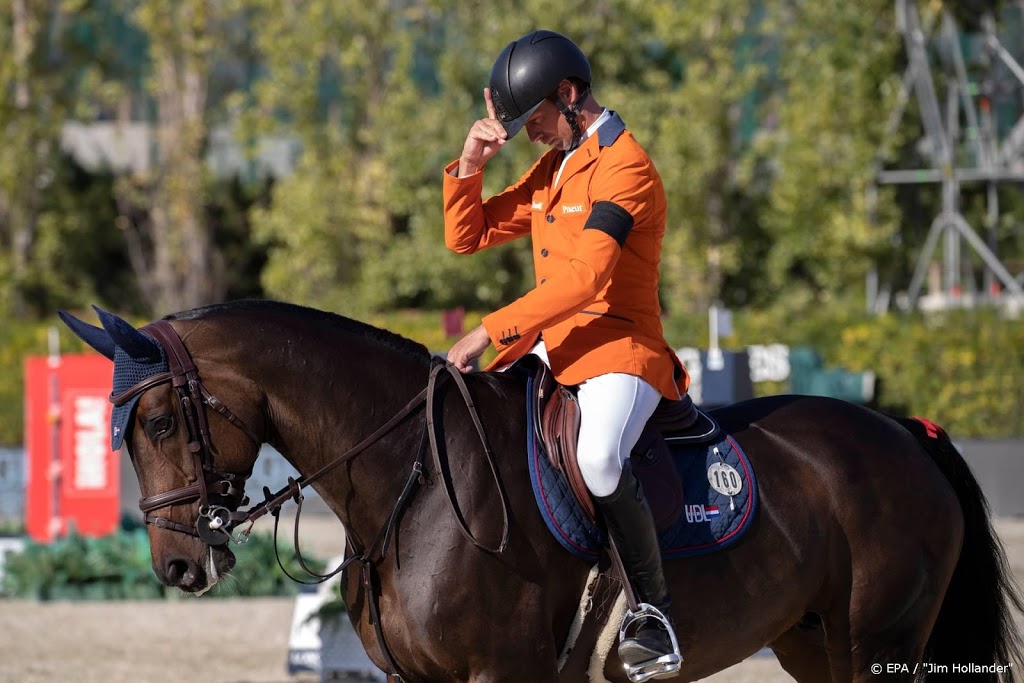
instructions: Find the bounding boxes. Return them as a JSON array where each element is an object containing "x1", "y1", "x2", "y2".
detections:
[{"x1": 520, "y1": 356, "x2": 720, "y2": 532}]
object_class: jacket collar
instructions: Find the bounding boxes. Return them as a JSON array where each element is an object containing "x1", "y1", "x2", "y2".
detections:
[
  {"x1": 549, "y1": 111, "x2": 626, "y2": 197},
  {"x1": 596, "y1": 111, "x2": 626, "y2": 148}
]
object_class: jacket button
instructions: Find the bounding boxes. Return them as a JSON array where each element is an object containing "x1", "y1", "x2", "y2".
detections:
[
  {"x1": 546, "y1": 214, "x2": 554, "y2": 223},
  {"x1": 540, "y1": 248, "x2": 549, "y2": 257}
]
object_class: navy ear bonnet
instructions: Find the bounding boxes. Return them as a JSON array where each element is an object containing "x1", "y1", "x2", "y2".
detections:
[
  {"x1": 57, "y1": 307, "x2": 169, "y2": 451},
  {"x1": 109, "y1": 340, "x2": 168, "y2": 451}
]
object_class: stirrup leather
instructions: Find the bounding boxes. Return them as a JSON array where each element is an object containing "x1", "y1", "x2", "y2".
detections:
[{"x1": 618, "y1": 602, "x2": 683, "y2": 682}]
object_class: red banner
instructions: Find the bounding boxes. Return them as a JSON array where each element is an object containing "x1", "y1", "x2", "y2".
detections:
[{"x1": 25, "y1": 354, "x2": 119, "y2": 542}]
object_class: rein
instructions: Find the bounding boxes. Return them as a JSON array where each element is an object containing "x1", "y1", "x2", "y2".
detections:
[
  {"x1": 254, "y1": 360, "x2": 510, "y2": 563},
  {"x1": 249, "y1": 360, "x2": 512, "y2": 682},
  {"x1": 115, "y1": 318, "x2": 512, "y2": 583}
]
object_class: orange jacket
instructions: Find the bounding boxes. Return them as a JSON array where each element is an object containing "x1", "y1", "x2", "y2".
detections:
[{"x1": 443, "y1": 112, "x2": 687, "y2": 400}]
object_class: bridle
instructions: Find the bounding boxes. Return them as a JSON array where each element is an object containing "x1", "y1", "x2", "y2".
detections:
[{"x1": 112, "y1": 320, "x2": 262, "y2": 545}]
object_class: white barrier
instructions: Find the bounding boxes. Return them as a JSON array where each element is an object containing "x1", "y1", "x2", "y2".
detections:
[{"x1": 286, "y1": 555, "x2": 386, "y2": 682}]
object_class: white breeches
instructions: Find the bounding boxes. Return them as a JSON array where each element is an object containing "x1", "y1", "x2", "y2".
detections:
[{"x1": 528, "y1": 340, "x2": 662, "y2": 497}]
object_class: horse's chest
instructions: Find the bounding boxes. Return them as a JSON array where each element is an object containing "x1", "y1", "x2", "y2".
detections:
[{"x1": 349, "y1": 563, "x2": 477, "y2": 678}]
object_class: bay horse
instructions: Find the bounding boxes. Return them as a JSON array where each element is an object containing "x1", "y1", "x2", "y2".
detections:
[{"x1": 59, "y1": 301, "x2": 1024, "y2": 682}]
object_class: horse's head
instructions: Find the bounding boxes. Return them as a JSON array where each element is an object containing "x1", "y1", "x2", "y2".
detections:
[{"x1": 58, "y1": 307, "x2": 265, "y2": 593}]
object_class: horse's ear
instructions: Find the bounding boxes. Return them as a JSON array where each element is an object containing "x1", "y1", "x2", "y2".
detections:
[
  {"x1": 92, "y1": 306, "x2": 162, "y2": 362},
  {"x1": 57, "y1": 309, "x2": 116, "y2": 360}
]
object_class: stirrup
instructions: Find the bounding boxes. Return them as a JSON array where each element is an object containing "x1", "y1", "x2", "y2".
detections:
[{"x1": 619, "y1": 602, "x2": 683, "y2": 682}]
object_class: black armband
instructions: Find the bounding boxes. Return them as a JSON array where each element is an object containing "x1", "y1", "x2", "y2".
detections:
[{"x1": 583, "y1": 201, "x2": 634, "y2": 247}]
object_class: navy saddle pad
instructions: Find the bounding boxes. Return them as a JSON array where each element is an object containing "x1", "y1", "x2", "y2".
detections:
[{"x1": 524, "y1": 375, "x2": 759, "y2": 561}]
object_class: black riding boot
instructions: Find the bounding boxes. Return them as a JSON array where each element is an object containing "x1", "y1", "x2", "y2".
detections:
[{"x1": 594, "y1": 465, "x2": 680, "y2": 673}]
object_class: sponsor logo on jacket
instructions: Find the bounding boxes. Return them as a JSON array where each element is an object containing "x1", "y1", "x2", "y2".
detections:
[{"x1": 562, "y1": 204, "x2": 585, "y2": 214}]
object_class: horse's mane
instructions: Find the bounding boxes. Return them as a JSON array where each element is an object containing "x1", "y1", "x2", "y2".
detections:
[{"x1": 164, "y1": 300, "x2": 432, "y2": 366}]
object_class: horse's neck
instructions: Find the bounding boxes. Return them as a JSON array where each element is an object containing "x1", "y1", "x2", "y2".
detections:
[
  {"x1": 263, "y1": 344, "x2": 433, "y2": 538},
  {"x1": 266, "y1": 357, "x2": 528, "y2": 555}
]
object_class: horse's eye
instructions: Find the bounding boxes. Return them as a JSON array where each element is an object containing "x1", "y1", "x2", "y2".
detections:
[{"x1": 148, "y1": 415, "x2": 174, "y2": 437}]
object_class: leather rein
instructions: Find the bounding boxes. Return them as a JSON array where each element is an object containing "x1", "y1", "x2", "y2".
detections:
[{"x1": 113, "y1": 319, "x2": 511, "y2": 560}]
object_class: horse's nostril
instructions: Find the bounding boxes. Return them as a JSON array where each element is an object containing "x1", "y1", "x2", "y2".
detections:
[{"x1": 165, "y1": 558, "x2": 190, "y2": 586}]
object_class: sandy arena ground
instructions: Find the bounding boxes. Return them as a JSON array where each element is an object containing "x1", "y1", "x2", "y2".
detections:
[{"x1": 1, "y1": 514, "x2": 1022, "y2": 683}]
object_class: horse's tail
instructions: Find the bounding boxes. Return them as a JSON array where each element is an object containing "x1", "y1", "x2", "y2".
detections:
[{"x1": 896, "y1": 417, "x2": 1024, "y2": 680}]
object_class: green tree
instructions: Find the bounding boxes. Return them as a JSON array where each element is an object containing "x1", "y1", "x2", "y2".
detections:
[
  {"x1": 0, "y1": 0, "x2": 70, "y2": 317},
  {"x1": 239, "y1": 0, "x2": 521, "y2": 314},
  {"x1": 242, "y1": 0, "x2": 400, "y2": 312},
  {"x1": 110, "y1": 0, "x2": 238, "y2": 314},
  {"x1": 749, "y1": 2, "x2": 903, "y2": 310},
  {"x1": 621, "y1": 2, "x2": 770, "y2": 315},
  {"x1": 0, "y1": 1, "x2": 136, "y2": 318}
]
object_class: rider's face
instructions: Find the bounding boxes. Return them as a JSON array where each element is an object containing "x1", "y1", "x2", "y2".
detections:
[
  {"x1": 524, "y1": 82, "x2": 577, "y2": 151},
  {"x1": 524, "y1": 100, "x2": 566, "y2": 149}
]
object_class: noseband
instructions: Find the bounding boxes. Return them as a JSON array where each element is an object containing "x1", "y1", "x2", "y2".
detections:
[{"x1": 112, "y1": 320, "x2": 262, "y2": 545}]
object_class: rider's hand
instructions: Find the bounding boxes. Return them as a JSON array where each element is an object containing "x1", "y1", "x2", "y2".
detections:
[
  {"x1": 447, "y1": 324, "x2": 492, "y2": 373},
  {"x1": 458, "y1": 88, "x2": 507, "y2": 178}
]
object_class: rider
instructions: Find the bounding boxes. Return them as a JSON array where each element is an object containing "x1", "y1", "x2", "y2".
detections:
[{"x1": 443, "y1": 30, "x2": 688, "y2": 674}]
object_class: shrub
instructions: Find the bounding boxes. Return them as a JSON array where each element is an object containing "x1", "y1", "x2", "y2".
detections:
[
  {"x1": 1, "y1": 527, "x2": 324, "y2": 601},
  {"x1": 729, "y1": 307, "x2": 1024, "y2": 437},
  {"x1": 4, "y1": 306, "x2": 1023, "y2": 445}
]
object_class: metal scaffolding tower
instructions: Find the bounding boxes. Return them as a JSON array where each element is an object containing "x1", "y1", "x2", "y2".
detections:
[{"x1": 871, "y1": 0, "x2": 1024, "y2": 313}]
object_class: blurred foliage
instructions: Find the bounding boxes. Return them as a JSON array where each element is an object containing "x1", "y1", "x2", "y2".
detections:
[
  {"x1": 1, "y1": 0, "x2": 928, "y2": 319},
  {"x1": 1, "y1": 526, "x2": 325, "y2": 600},
  {"x1": 1, "y1": 0, "x2": 1024, "y2": 439},
  {"x1": 206, "y1": 526, "x2": 327, "y2": 598},
  {"x1": 748, "y1": 2, "x2": 903, "y2": 307},
  {"x1": 729, "y1": 305, "x2": 1024, "y2": 437},
  {"x1": 1, "y1": 0, "x2": 80, "y2": 317},
  {"x1": 831, "y1": 311, "x2": 1024, "y2": 437},
  {"x1": 4, "y1": 308, "x2": 1024, "y2": 445},
  {"x1": 0, "y1": 309, "x2": 494, "y2": 445},
  {"x1": 3, "y1": 528, "x2": 161, "y2": 601},
  {"x1": 240, "y1": 0, "x2": 541, "y2": 314}
]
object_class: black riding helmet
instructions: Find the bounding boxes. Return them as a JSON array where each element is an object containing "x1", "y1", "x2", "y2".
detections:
[{"x1": 489, "y1": 30, "x2": 591, "y2": 148}]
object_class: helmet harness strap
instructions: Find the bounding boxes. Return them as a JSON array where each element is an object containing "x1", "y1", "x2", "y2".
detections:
[{"x1": 552, "y1": 84, "x2": 591, "y2": 152}]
